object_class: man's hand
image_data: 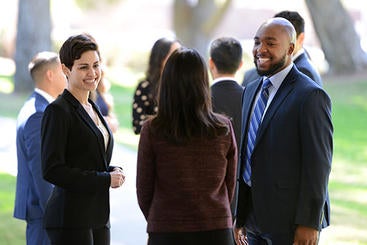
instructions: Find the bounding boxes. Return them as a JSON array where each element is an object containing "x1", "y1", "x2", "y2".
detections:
[{"x1": 293, "y1": 225, "x2": 318, "y2": 245}]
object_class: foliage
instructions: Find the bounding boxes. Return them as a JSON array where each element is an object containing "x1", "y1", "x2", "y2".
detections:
[{"x1": 75, "y1": 0, "x2": 123, "y2": 9}]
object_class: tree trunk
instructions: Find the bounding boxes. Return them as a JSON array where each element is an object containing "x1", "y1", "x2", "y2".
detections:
[
  {"x1": 14, "y1": 0, "x2": 52, "y2": 93},
  {"x1": 173, "y1": 0, "x2": 232, "y2": 59},
  {"x1": 305, "y1": 0, "x2": 367, "y2": 74}
]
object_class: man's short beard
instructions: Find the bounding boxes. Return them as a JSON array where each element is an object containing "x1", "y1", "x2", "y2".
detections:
[{"x1": 255, "y1": 55, "x2": 286, "y2": 77}]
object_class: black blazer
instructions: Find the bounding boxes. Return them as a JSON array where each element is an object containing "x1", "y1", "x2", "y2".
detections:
[
  {"x1": 41, "y1": 89, "x2": 114, "y2": 228},
  {"x1": 236, "y1": 66, "x2": 333, "y2": 232},
  {"x1": 211, "y1": 79, "x2": 243, "y2": 150},
  {"x1": 211, "y1": 79, "x2": 243, "y2": 217}
]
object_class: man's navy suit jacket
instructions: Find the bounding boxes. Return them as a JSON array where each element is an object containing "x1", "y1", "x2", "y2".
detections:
[
  {"x1": 14, "y1": 92, "x2": 53, "y2": 222},
  {"x1": 236, "y1": 66, "x2": 333, "y2": 232}
]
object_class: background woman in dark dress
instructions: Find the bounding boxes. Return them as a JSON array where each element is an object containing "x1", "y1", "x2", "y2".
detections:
[{"x1": 132, "y1": 37, "x2": 181, "y2": 134}]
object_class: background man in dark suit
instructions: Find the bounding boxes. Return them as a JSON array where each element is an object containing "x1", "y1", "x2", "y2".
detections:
[
  {"x1": 242, "y1": 10, "x2": 322, "y2": 87},
  {"x1": 234, "y1": 17, "x2": 333, "y2": 245},
  {"x1": 13, "y1": 51, "x2": 67, "y2": 245},
  {"x1": 209, "y1": 37, "x2": 244, "y2": 221},
  {"x1": 209, "y1": 37, "x2": 244, "y2": 150}
]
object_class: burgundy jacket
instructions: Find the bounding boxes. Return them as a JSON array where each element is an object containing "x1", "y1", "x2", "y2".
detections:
[{"x1": 136, "y1": 117, "x2": 237, "y2": 233}]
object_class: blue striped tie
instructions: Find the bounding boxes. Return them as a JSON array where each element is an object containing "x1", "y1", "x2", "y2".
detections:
[{"x1": 243, "y1": 78, "x2": 272, "y2": 186}]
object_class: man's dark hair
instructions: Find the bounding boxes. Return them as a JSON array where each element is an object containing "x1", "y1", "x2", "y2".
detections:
[
  {"x1": 210, "y1": 37, "x2": 242, "y2": 74},
  {"x1": 274, "y1": 10, "x2": 305, "y2": 37}
]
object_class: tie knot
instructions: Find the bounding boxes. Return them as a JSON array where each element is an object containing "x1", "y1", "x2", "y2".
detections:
[{"x1": 262, "y1": 78, "x2": 272, "y2": 90}]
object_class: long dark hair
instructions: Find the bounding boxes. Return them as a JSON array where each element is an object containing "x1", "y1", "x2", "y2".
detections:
[
  {"x1": 151, "y1": 48, "x2": 229, "y2": 144},
  {"x1": 146, "y1": 37, "x2": 179, "y2": 100}
]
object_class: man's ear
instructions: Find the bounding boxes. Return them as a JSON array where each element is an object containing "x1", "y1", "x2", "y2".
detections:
[
  {"x1": 208, "y1": 57, "x2": 216, "y2": 71},
  {"x1": 45, "y1": 69, "x2": 53, "y2": 82},
  {"x1": 297, "y1": 32, "x2": 305, "y2": 46},
  {"x1": 238, "y1": 60, "x2": 243, "y2": 70},
  {"x1": 288, "y1": 42, "x2": 295, "y2": 56}
]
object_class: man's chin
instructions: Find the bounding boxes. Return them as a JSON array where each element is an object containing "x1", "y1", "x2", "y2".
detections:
[{"x1": 256, "y1": 69, "x2": 268, "y2": 77}]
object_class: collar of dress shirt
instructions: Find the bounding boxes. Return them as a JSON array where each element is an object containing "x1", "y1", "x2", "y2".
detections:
[
  {"x1": 259, "y1": 63, "x2": 294, "y2": 116},
  {"x1": 35, "y1": 88, "x2": 55, "y2": 103},
  {"x1": 211, "y1": 76, "x2": 236, "y2": 86},
  {"x1": 265, "y1": 63, "x2": 294, "y2": 92},
  {"x1": 292, "y1": 48, "x2": 305, "y2": 61}
]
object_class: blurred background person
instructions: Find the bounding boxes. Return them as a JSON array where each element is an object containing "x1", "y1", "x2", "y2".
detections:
[
  {"x1": 14, "y1": 51, "x2": 67, "y2": 245},
  {"x1": 41, "y1": 33, "x2": 124, "y2": 245},
  {"x1": 208, "y1": 36, "x2": 244, "y2": 219},
  {"x1": 209, "y1": 37, "x2": 243, "y2": 153},
  {"x1": 137, "y1": 48, "x2": 237, "y2": 245},
  {"x1": 132, "y1": 37, "x2": 181, "y2": 134},
  {"x1": 90, "y1": 69, "x2": 119, "y2": 133}
]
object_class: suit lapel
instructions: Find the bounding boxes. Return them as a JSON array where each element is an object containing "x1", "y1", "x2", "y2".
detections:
[
  {"x1": 240, "y1": 78, "x2": 262, "y2": 156},
  {"x1": 63, "y1": 90, "x2": 112, "y2": 169},
  {"x1": 255, "y1": 68, "x2": 297, "y2": 145},
  {"x1": 90, "y1": 100, "x2": 114, "y2": 157}
]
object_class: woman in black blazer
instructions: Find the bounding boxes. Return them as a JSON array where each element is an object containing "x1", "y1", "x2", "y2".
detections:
[{"x1": 41, "y1": 33, "x2": 125, "y2": 245}]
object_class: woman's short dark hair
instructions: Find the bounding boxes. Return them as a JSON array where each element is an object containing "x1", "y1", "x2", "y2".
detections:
[{"x1": 59, "y1": 33, "x2": 100, "y2": 70}]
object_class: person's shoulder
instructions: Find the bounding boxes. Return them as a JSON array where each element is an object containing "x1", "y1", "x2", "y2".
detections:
[
  {"x1": 293, "y1": 68, "x2": 324, "y2": 94},
  {"x1": 46, "y1": 91, "x2": 73, "y2": 114},
  {"x1": 140, "y1": 117, "x2": 153, "y2": 133},
  {"x1": 294, "y1": 54, "x2": 322, "y2": 85},
  {"x1": 136, "y1": 80, "x2": 151, "y2": 89},
  {"x1": 135, "y1": 80, "x2": 152, "y2": 96}
]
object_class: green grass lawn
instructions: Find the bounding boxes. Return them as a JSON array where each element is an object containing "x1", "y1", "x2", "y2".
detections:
[
  {"x1": 320, "y1": 78, "x2": 367, "y2": 245},
  {"x1": 0, "y1": 73, "x2": 366, "y2": 244},
  {"x1": 0, "y1": 174, "x2": 26, "y2": 245}
]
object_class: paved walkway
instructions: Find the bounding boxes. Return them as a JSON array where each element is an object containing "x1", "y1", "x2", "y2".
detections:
[{"x1": 0, "y1": 117, "x2": 147, "y2": 245}]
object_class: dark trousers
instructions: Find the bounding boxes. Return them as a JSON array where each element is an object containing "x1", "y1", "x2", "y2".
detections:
[
  {"x1": 246, "y1": 229, "x2": 294, "y2": 245},
  {"x1": 46, "y1": 226, "x2": 110, "y2": 245},
  {"x1": 148, "y1": 228, "x2": 235, "y2": 245}
]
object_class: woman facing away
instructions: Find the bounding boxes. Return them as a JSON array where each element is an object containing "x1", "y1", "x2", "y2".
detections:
[
  {"x1": 136, "y1": 48, "x2": 238, "y2": 245},
  {"x1": 41, "y1": 33, "x2": 125, "y2": 245},
  {"x1": 132, "y1": 37, "x2": 181, "y2": 134}
]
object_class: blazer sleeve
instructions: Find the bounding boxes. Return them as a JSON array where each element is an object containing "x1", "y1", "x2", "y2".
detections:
[
  {"x1": 24, "y1": 112, "x2": 53, "y2": 212},
  {"x1": 295, "y1": 88, "x2": 333, "y2": 229},
  {"x1": 136, "y1": 121, "x2": 155, "y2": 220}
]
